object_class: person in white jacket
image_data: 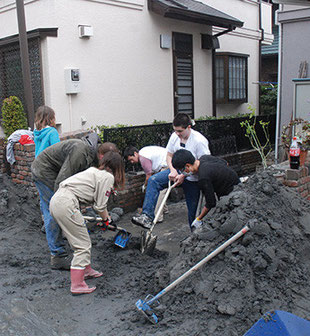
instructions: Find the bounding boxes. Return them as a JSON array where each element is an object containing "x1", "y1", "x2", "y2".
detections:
[{"x1": 50, "y1": 151, "x2": 125, "y2": 295}]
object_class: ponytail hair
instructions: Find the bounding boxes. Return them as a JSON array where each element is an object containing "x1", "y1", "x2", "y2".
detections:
[
  {"x1": 173, "y1": 113, "x2": 193, "y2": 128},
  {"x1": 34, "y1": 106, "x2": 56, "y2": 130},
  {"x1": 98, "y1": 151, "x2": 125, "y2": 189}
]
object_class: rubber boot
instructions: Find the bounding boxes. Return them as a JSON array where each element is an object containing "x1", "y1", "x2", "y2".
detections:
[
  {"x1": 84, "y1": 265, "x2": 103, "y2": 279},
  {"x1": 70, "y1": 267, "x2": 96, "y2": 295},
  {"x1": 51, "y1": 254, "x2": 71, "y2": 270}
]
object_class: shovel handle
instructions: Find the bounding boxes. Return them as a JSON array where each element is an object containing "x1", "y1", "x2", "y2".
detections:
[
  {"x1": 151, "y1": 180, "x2": 177, "y2": 228},
  {"x1": 147, "y1": 225, "x2": 250, "y2": 305}
]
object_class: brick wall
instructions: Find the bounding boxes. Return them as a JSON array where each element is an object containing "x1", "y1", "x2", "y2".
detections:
[
  {"x1": 0, "y1": 130, "x2": 91, "y2": 195},
  {"x1": 0, "y1": 134, "x2": 275, "y2": 213},
  {"x1": 282, "y1": 166, "x2": 310, "y2": 201},
  {"x1": 108, "y1": 172, "x2": 145, "y2": 212}
]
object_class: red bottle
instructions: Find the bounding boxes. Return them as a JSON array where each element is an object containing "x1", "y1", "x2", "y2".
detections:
[{"x1": 289, "y1": 136, "x2": 300, "y2": 170}]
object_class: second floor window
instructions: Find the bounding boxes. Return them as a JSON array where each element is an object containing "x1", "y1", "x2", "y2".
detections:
[{"x1": 215, "y1": 53, "x2": 248, "y2": 103}]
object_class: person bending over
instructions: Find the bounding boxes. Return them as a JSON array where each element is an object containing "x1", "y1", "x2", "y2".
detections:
[
  {"x1": 31, "y1": 134, "x2": 118, "y2": 270},
  {"x1": 131, "y1": 113, "x2": 210, "y2": 229},
  {"x1": 124, "y1": 145, "x2": 168, "y2": 222},
  {"x1": 172, "y1": 149, "x2": 240, "y2": 231},
  {"x1": 50, "y1": 151, "x2": 125, "y2": 295}
]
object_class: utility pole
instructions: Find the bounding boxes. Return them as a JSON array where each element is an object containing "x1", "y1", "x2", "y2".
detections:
[{"x1": 16, "y1": 0, "x2": 34, "y2": 129}]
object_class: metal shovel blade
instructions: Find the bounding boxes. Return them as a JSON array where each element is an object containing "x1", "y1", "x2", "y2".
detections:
[{"x1": 140, "y1": 230, "x2": 157, "y2": 255}]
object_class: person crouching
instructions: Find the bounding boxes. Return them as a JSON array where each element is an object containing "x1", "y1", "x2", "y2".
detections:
[{"x1": 50, "y1": 151, "x2": 125, "y2": 295}]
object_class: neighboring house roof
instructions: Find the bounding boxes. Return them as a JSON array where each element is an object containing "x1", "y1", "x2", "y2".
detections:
[
  {"x1": 262, "y1": 26, "x2": 279, "y2": 56},
  {"x1": 0, "y1": 28, "x2": 58, "y2": 46},
  {"x1": 148, "y1": 0, "x2": 243, "y2": 29}
]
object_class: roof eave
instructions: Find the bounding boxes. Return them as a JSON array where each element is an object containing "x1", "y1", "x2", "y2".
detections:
[
  {"x1": 165, "y1": 8, "x2": 243, "y2": 29},
  {"x1": 148, "y1": 0, "x2": 243, "y2": 29}
]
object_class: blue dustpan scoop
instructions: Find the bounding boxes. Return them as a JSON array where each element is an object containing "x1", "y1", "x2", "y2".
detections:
[
  {"x1": 244, "y1": 310, "x2": 310, "y2": 336},
  {"x1": 114, "y1": 229, "x2": 131, "y2": 248}
]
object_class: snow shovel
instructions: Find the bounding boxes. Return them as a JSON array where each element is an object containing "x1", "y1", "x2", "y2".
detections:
[
  {"x1": 140, "y1": 181, "x2": 177, "y2": 255},
  {"x1": 136, "y1": 225, "x2": 250, "y2": 324},
  {"x1": 83, "y1": 216, "x2": 131, "y2": 249}
]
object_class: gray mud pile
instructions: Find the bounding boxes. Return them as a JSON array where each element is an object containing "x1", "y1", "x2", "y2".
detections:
[
  {"x1": 153, "y1": 170, "x2": 310, "y2": 335},
  {"x1": 1, "y1": 171, "x2": 310, "y2": 336}
]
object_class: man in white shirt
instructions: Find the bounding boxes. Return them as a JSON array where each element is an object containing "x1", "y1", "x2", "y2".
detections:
[
  {"x1": 132, "y1": 113, "x2": 210, "y2": 230},
  {"x1": 124, "y1": 145, "x2": 168, "y2": 222}
]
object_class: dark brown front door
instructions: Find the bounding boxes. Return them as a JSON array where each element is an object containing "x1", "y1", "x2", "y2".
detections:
[{"x1": 173, "y1": 32, "x2": 194, "y2": 118}]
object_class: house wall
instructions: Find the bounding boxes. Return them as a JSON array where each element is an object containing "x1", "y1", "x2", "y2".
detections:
[
  {"x1": 0, "y1": 0, "x2": 272, "y2": 132},
  {"x1": 207, "y1": 0, "x2": 273, "y2": 117},
  {"x1": 277, "y1": 8, "x2": 310, "y2": 131}
]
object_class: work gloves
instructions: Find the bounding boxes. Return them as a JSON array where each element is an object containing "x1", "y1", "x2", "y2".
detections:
[
  {"x1": 191, "y1": 218, "x2": 203, "y2": 232},
  {"x1": 97, "y1": 218, "x2": 117, "y2": 232}
]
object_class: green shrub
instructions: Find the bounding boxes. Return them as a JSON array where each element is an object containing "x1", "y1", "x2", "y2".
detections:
[
  {"x1": 195, "y1": 112, "x2": 252, "y2": 121},
  {"x1": 1, "y1": 96, "x2": 28, "y2": 138},
  {"x1": 260, "y1": 85, "x2": 277, "y2": 115}
]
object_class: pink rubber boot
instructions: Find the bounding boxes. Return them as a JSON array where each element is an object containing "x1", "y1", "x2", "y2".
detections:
[
  {"x1": 84, "y1": 265, "x2": 103, "y2": 279},
  {"x1": 70, "y1": 267, "x2": 96, "y2": 295}
]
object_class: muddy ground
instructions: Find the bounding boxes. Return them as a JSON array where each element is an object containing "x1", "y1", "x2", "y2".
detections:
[{"x1": 1, "y1": 168, "x2": 310, "y2": 336}]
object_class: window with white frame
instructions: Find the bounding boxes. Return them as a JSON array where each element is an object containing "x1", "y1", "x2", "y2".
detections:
[{"x1": 215, "y1": 53, "x2": 248, "y2": 103}]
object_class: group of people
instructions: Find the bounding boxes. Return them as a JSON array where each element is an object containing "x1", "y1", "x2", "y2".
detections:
[
  {"x1": 31, "y1": 107, "x2": 240, "y2": 296},
  {"x1": 126, "y1": 113, "x2": 239, "y2": 232}
]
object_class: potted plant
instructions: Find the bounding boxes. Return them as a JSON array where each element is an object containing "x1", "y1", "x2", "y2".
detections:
[{"x1": 281, "y1": 118, "x2": 310, "y2": 166}]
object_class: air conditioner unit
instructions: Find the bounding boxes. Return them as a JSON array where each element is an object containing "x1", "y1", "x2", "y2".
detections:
[{"x1": 78, "y1": 25, "x2": 93, "y2": 38}]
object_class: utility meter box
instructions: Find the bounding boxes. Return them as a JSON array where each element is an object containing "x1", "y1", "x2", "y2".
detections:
[{"x1": 64, "y1": 68, "x2": 81, "y2": 94}]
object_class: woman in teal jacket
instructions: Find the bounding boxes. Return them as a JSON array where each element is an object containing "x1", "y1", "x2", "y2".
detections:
[{"x1": 34, "y1": 105, "x2": 60, "y2": 157}]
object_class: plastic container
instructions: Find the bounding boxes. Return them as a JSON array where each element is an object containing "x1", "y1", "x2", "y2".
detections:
[{"x1": 289, "y1": 136, "x2": 300, "y2": 170}]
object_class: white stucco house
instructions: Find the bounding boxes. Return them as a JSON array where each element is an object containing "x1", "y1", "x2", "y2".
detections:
[
  {"x1": 270, "y1": 0, "x2": 310, "y2": 161},
  {"x1": 0, "y1": 0, "x2": 273, "y2": 134}
]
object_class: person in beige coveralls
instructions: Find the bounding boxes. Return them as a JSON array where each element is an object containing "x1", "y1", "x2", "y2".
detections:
[{"x1": 50, "y1": 151, "x2": 125, "y2": 295}]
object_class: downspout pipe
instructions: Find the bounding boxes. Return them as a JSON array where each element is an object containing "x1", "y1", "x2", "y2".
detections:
[
  {"x1": 258, "y1": 0, "x2": 264, "y2": 116},
  {"x1": 275, "y1": 5, "x2": 283, "y2": 164},
  {"x1": 214, "y1": 27, "x2": 233, "y2": 38}
]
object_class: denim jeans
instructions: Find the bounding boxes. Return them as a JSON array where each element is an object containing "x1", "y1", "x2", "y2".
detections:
[
  {"x1": 142, "y1": 169, "x2": 200, "y2": 227},
  {"x1": 35, "y1": 180, "x2": 67, "y2": 256}
]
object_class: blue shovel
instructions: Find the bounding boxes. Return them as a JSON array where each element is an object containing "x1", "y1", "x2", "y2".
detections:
[{"x1": 84, "y1": 216, "x2": 131, "y2": 248}]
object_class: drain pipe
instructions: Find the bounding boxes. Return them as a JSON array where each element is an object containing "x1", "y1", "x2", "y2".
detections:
[
  {"x1": 258, "y1": 0, "x2": 264, "y2": 116},
  {"x1": 274, "y1": 5, "x2": 283, "y2": 164},
  {"x1": 213, "y1": 27, "x2": 233, "y2": 38}
]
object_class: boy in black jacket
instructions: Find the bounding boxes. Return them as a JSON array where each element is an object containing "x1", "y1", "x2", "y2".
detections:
[{"x1": 172, "y1": 149, "x2": 240, "y2": 231}]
